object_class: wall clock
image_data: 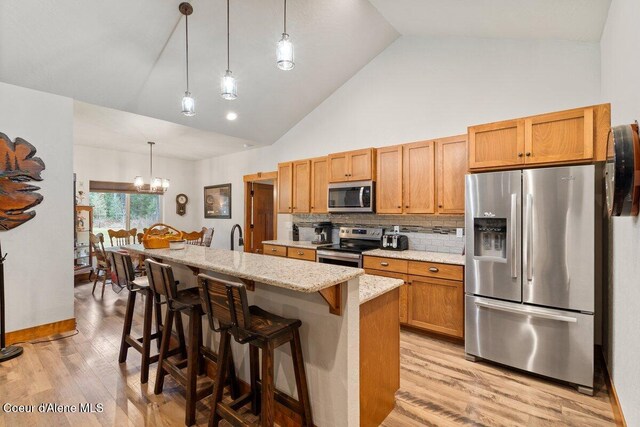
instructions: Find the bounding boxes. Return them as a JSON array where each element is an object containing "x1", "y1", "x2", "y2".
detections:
[
  {"x1": 176, "y1": 193, "x2": 188, "y2": 216},
  {"x1": 605, "y1": 122, "x2": 640, "y2": 217}
]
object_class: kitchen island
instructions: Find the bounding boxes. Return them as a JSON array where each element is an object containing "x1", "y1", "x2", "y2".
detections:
[{"x1": 125, "y1": 244, "x2": 401, "y2": 427}]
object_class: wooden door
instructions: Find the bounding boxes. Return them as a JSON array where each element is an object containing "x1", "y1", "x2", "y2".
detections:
[
  {"x1": 468, "y1": 119, "x2": 525, "y2": 170},
  {"x1": 403, "y1": 140, "x2": 435, "y2": 214},
  {"x1": 376, "y1": 146, "x2": 403, "y2": 214},
  {"x1": 436, "y1": 135, "x2": 467, "y2": 214},
  {"x1": 292, "y1": 160, "x2": 311, "y2": 213},
  {"x1": 310, "y1": 157, "x2": 328, "y2": 213},
  {"x1": 328, "y1": 152, "x2": 349, "y2": 182},
  {"x1": 524, "y1": 107, "x2": 594, "y2": 165},
  {"x1": 249, "y1": 183, "x2": 274, "y2": 254},
  {"x1": 364, "y1": 268, "x2": 409, "y2": 324},
  {"x1": 349, "y1": 148, "x2": 374, "y2": 181},
  {"x1": 277, "y1": 162, "x2": 292, "y2": 213},
  {"x1": 408, "y1": 275, "x2": 464, "y2": 338}
]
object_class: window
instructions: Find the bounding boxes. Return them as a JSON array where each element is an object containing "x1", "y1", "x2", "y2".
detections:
[{"x1": 90, "y1": 192, "x2": 162, "y2": 246}]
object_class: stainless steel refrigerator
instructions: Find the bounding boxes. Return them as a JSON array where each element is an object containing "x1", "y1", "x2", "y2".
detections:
[{"x1": 465, "y1": 164, "x2": 601, "y2": 394}]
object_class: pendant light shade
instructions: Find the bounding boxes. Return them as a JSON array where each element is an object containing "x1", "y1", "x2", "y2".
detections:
[
  {"x1": 134, "y1": 142, "x2": 169, "y2": 193},
  {"x1": 221, "y1": 70, "x2": 237, "y2": 100},
  {"x1": 182, "y1": 92, "x2": 195, "y2": 116},
  {"x1": 221, "y1": 0, "x2": 238, "y2": 100},
  {"x1": 276, "y1": 0, "x2": 294, "y2": 70},
  {"x1": 180, "y1": 2, "x2": 195, "y2": 116}
]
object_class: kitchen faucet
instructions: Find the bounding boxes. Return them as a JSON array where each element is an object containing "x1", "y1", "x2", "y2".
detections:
[{"x1": 230, "y1": 224, "x2": 244, "y2": 251}]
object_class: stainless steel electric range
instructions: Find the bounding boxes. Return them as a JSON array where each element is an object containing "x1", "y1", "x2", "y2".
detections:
[{"x1": 316, "y1": 226, "x2": 383, "y2": 268}]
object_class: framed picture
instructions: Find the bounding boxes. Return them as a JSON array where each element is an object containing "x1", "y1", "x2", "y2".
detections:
[{"x1": 204, "y1": 184, "x2": 232, "y2": 219}]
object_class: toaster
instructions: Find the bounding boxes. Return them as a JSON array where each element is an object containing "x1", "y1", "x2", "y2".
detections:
[{"x1": 381, "y1": 234, "x2": 409, "y2": 251}]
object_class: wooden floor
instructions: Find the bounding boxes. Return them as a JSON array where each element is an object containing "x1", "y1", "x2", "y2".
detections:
[{"x1": 0, "y1": 281, "x2": 617, "y2": 427}]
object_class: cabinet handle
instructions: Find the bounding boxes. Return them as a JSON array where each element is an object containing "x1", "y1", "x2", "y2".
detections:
[
  {"x1": 518, "y1": 153, "x2": 523, "y2": 157},
  {"x1": 406, "y1": 280, "x2": 412, "y2": 285},
  {"x1": 438, "y1": 205, "x2": 443, "y2": 208},
  {"x1": 380, "y1": 262, "x2": 389, "y2": 267},
  {"x1": 405, "y1": 205, "x2": 409, "y2": 208},
  {"x1": 297, "y1": 251, "x2": 304, "y2": 256},
  {"x1": 428, "y1": 267, "x2": 439, "y2": 273},
  {"x1": 397, "y1": 206, "x2": 401, "y2": 208},
  {"x1": 526, "y1": 152, "x2": 531, "y2": 157},
  {"x1": 271, "y1": 248, "x2": 277, "y2": 252}
]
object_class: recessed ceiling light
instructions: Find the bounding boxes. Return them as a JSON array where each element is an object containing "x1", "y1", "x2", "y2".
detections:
[
  {"x1": 226, "y1": 111, "x2": 238, "y2": 121},
  {"x1": 243, "y1": 143, "x2": 253, "y2": 148}
]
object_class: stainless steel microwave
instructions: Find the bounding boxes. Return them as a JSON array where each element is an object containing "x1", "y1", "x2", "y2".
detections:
[{"x1": 327, "y1": 180, "x2": 375, "y2": 213}]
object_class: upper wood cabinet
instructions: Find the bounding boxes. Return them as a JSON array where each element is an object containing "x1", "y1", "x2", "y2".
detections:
[
  {"x1": 403, "y1": 140, "x2": 436, "y2": 214},
  {"x1": 310, "y1": 157, "x2": 328, "y2": 213},
  {"x1": 524, "y1": 108, "x2": 593, "y2": 165},
  {"x1": 376, "y1": 135, "x2": 467, "y2": 215},
  {"x1": 436, "y1": 136, "x2": 467, "y2": 214},
  {"x1": 468, "y1": 119, "x2": 525, "y2": 170},
  {"x1": 468, "y1": 104, "x2": 610, "y2": 171},
  {"x1": 277, "y1": 160, "x2": 311, "y2": 214},
  {"x1": 376, "y1": 145, "x2": 403, "y2": 214},
  {"x1": 277, "y1": 162, "x2": 292, "y2": 213},
  {"x1": 292, "y1": 160, "x2": 311, "y2": 213},
  {"x1": 328, "y1": 148, "x2": 376, "y2": 182}
]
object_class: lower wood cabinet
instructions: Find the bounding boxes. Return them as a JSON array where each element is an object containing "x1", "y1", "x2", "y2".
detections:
[
  {"x1": 286, "y1": 247, "x2": 316, "y2": 262},
  {"x1": 263, "y1": 244, "x2": 287, "y2": 257},
  {"x1": 407, "y1": 276, "x2": 464, "y2": 338},
  {"x1": 364, "y1": 255, "x2": 464, "y2": 339}
]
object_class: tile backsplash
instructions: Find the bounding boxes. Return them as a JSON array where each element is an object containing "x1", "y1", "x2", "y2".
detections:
[{"x1": 292, "y1": 213, "x2": 465, "y2": 254}]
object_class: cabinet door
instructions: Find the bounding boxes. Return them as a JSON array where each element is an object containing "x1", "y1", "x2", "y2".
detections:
[
  {"x1": 310, "y1": 157, "x2": 328, "y2": 213},
  {"x1": 524, "y1": 108, "x2": 594, "y2": 165},
  {"x1": 328, "y1": 152, "x2": 349, "y2": 182},
  {"x1": 376, "y1": 146, "x2": 403, "y2": 214},
  {"x1": 468, "y1": 119, "x2": 525, "y2": 170},
  {"x1": 408, "y1": 275, "x2": 464, "y2": 338},
  {"x1": 349, "y1": 148, "x2": 375, "y2": 181},
  {"x1": 277, "y1": 162, "x2": 292, "y2": 213},
  {"x1": 436, "y1": 136, "x2": 467, "y2": 214},
  {"x1": 292, "y1": 160, "x2": 311, "y2": 213},
  {"x1": 364, "y1": 269, "x2": 409, "y2": 325},
  {"x1": 403, "y1": 140, "x2": 435, "y2": 214}
]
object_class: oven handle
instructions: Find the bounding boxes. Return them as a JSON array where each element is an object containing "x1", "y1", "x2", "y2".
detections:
[{"x1": 317, "y1": 251, "x2": 362, "y2": 261}]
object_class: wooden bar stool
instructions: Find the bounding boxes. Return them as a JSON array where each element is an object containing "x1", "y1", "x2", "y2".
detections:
[
  {"x1": 111, "y1": 251, "x2": 175, "y2": 384},
  {"x1": 147, "y1": 259, "x2": 239, "y2": 426},
  {"x1": 198, "y1": 274, "x2": 314, "y2": 427}
]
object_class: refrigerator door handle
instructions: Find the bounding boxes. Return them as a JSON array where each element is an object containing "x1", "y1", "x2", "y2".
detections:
[
  {"x1": 525, "y1": 193, "x2": 533, "y2": 282},
  {"x1": 474, "y1": 300, "x2": 578, "y2": 323},
  {"x1": 510, "y1": 193, "x2": 517, "y2": 279}
]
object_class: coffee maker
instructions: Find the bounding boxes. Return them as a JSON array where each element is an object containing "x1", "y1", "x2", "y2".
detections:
[{"x1": 312, "y1": 222, "x2": 332, "y2": 244}]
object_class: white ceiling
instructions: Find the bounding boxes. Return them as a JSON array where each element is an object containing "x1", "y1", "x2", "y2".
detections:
[
  {"x1": 73, "y1": 101, "x2": 253, "y2": 160},
  {"x1": 369, "y1": 0, "x2": 612, "y2": 41},
  {"x1": 0, "y1": 0, "x2": 398, "y2": 150}
]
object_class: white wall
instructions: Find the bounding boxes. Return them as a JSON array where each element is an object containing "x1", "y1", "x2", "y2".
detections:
[
  {"x1": 73, "y1": 145, "x2": 199, "y2": 232},
  {"x1": 601, "y1": 0, "x2": 640, "y2": 423},
  {"x1": 196, "y1": 36, "x2": 601, "y2": 248},
  {"x1": 0, "y1": 82, "x2": 74, "y2": 332}
]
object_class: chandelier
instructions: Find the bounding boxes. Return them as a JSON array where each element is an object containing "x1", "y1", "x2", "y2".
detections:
[{"x1": 134, "y1": 142, "x2": 169, "y2": 193}]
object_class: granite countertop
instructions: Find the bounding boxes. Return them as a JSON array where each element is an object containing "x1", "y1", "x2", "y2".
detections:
[
  {"x1": 364, "y1": 249, "x2": 465, "y2": 266},
  {"x1": 262, "y1": 240, "x2": 332, "y2": 250},
  {"x1": 125, "y1": 244, "x2": 363, "y2": 293},
  {"x1": 359, "y1": 274, "x2": 404, "y2": 305}
]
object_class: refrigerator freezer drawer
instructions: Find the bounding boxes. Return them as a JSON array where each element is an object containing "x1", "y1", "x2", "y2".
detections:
[{"x1": 465, "y1": 295, "x2": 593, "y2": 388}]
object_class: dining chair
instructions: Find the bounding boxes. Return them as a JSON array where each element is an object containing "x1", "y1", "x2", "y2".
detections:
[
  {"x1": 182, "y1": 229, "x2": 204, "y2": 246},
  {"x1": 202, "y1": 227, "x2": 214, "y2": 247},
  {"x1": 89, "y1": 232, "x2": 111, "y2": 297},
  {"x1": 108, "y1": 228, "x2": 137, "y2": 247}
]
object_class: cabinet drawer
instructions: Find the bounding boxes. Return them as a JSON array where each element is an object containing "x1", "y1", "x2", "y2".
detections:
[
  {"x1": 363, "y1": 256, "x2": 408, "y2": 274},
  {"x1": 287, "y1": 247, "x2": 316, "y2": 262},
  {"x1": 263, "y1": 244, "x2": 287, "y2": 257},
  {"x1": 408, "y1": 261, "x2": 463, "y2": 281}
]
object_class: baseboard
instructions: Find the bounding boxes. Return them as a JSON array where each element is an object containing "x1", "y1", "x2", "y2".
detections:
[
  {"x1": 601, "y1": 349, "x2": 627, "y2": 426},
  {"x1": 5, "y1": 318, "x2": 76, "y2": 346}
]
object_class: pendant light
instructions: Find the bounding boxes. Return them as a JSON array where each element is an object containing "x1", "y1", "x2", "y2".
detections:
[
  {"x1": 180, "y1": 2, "x2": 195, "y2": 116},
  {"x1": 276, "y1": 0, "x2": 294, "y2": 70},
  {"x1": 221, "y1": 0, "x2": 237, "y2": 100},
  {"x1": 134, "y1": 142, "x2": 169, "y2": 193}
]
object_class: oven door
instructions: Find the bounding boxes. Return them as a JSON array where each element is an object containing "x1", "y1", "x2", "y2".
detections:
[
  {"x1": 327, "y1": 181, "x2": 374, "y2": 213},
  {"x1": 316, "y1": 250, "x2": 362, "y2": 268}
]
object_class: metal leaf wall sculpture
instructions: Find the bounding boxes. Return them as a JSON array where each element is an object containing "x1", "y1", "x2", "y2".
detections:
[{"x1": 0, "y1": 133, "x2": 45, "y2": 231}]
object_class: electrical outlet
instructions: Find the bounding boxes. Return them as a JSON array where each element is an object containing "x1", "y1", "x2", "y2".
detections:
[
  {"x1": 456, "y1": 228, "x2": 464, "y2": 238},
  {"x1": 394, "y1": 225, "x2": 400, "y2": 233}
]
